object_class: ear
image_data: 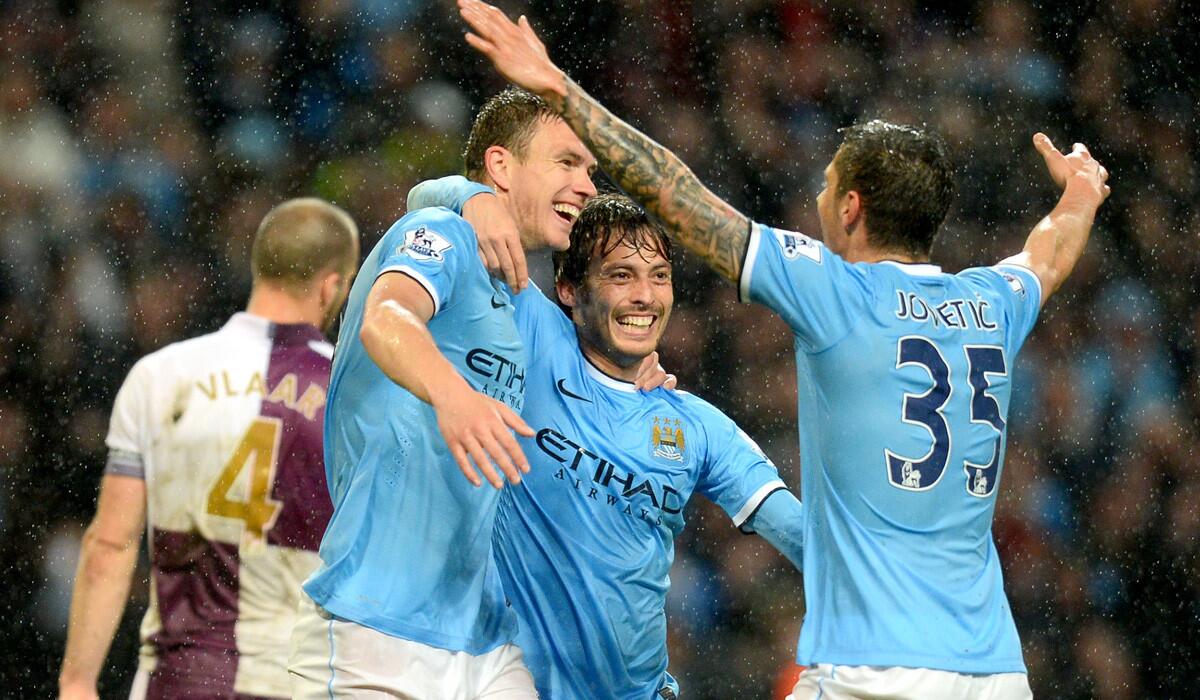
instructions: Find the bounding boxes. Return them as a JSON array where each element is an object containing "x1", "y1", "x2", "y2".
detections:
[
  {"x1": 484, "y1": 145, "x2": 513, "y2": 192},
  {"x1": 319, "y1": 271, "x2": 344, "y2": 311},
  {"x1": 841, "y1": 190, "x2": 864, "y2": 232},
  {"x1": 556, "y1": 278, "x2": 578, "y2": 309}
]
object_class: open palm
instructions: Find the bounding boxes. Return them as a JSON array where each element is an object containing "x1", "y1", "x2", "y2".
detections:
[{"x1": 458, "y1": 0, "x2": 566, "y2": 99}]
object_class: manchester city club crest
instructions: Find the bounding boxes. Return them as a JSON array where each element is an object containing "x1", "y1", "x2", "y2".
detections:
[{"x1": 650, "y1": 416, "x2": 687, "y2": 464}]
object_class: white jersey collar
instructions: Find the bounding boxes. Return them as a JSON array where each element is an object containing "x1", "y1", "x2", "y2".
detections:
[
  {"x1": 879, "y1": 260, "x2": 943, "y2": 276},
  {"x1": 225, "y1": 312, "x2": 272, "y2": 334},
  {"x1": 583, "y1": 356, "x2": 638, "y2": 393}
]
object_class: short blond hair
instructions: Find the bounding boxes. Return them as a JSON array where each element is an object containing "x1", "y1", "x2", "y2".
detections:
[{"x1": 251, "y1": 198, "x2": 359, "y2": 291}]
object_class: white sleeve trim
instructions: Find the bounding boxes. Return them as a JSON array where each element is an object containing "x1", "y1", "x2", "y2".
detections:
[
  {"x1": 731, "y1": 478, "x2": 787, "y2": 527},
  {"x1": 105, "y1": 450, "x2": 145, "y2": 479},
  {"x1": 378, "y1": 264, "x2": 441, "y2": 316},
  {"x1": 738, "y1": 223, "x2": 764, "y2": 304},
  {"x1": 993, "y1": 262, "x2": 1044, "y2": 307}
]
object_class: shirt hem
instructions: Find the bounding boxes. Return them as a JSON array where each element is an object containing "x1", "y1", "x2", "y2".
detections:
[
  {"x1": 797, "y1": 651, "x2": 1027, "y2": 675},
  {"x1": 304, "y1": 584, "x2": 511, "y2": 657}
]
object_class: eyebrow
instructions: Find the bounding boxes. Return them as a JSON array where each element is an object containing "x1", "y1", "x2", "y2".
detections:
[{"x1": 559, "y1": 148, "x2": 598, "y2": 172}]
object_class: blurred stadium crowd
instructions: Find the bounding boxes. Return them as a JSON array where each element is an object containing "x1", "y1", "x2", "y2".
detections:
[{"x1": 2, "y1": 0, "x2": 1197, "y2": 697}]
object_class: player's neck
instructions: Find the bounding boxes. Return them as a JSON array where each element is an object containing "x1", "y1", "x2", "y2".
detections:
[
  {"x1": 856, "y1": 252, "x2": 929, "y2": 265},
  {"x1": 839, "y1": 229, "x2": 929, "y2": 265},
  {"x1": 844, "y1": 244, "x2": 928, "y2": 265},
  {"x1": 246, "y1": 285, "x2": 321, "y2": 327},
  {"x1": 579, "y1": 343, "x2": 639, "y2": 383}
]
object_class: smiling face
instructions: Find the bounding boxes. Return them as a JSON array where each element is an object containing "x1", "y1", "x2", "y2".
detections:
[
  {"x1": 559, "y1": 233, "x2": 674, "y2": 378},
  {"x1": 505, "y1": 117, "x2": 597, "y2": 252}
]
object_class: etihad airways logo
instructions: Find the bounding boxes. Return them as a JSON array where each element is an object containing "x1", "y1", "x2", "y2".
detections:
[
  {"x1": 465, "y1": 348, "x2": 525, "y2": 410},
  {"x1": 536, "y1": 427, "x2": 684, "y2": 526}
]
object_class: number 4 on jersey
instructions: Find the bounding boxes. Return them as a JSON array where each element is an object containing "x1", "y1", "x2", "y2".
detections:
[
  {"x1": 206, "y1": 417, "x2": 284, "y2": 543},
  {"x1": 886, "y1": 338, "x2": 1007, "y2": 497}
]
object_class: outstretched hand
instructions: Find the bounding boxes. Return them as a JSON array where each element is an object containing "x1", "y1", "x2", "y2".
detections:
[
  {"x1": 458, "y1": 0, "x2": 567, "y2": 100},
  {"x1": 1033, "y1": 133, "x2": 1111, "y2": 203},
  {"x1": 433, "y1": 383, "x2": 534, "y2": 489}
]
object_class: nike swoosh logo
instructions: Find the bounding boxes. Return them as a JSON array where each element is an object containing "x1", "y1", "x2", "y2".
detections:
[
  {"x1": 491, "y1": 294, "x2": 507, "y2": 309},
  {"x1": 556, "y1": 378, "x2": 591, "y2": 403}
]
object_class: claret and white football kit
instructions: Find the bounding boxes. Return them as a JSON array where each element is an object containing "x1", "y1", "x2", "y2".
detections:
[{"x1": 106, "y1": 312, "x2": 334, "y2": 699}]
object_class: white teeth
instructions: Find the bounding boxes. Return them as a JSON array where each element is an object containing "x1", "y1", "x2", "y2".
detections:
[
  {"x1": 618, "y1": 316, "x2": 653, "y2": 328},
  {"x1": 553, "y1": 204, "x2": 580, "y2": 220}
]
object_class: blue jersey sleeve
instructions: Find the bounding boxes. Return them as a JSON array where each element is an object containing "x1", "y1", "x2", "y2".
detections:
[
  {"x1": 957, "y1": 263, "x2": 1043, "y2": 353},
  {"x1": 692, "y1": 406, "x2": 788, "y2": 529},
  {"x1": 512, "y1": 280, "x2": 575, "y2": 350},
  {"x1": 746, "y1": 490, "x2": 804, "y2": 571},
  {"x1": 407, "y1": 175, "x2": 494, "y2": 215},
  {"x1": 376, "y1": 210, "x2": 476, "y2": 317},
  {"x1": 739, "y1": 222, "x2": 873, "y2": 352}
]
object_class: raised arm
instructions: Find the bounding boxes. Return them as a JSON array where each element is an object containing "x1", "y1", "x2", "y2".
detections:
[
  {"x1": 59, "y1": 475, "x2": 146, "y2": 700},
  {"x1": 1002, "y1": 134, "x2": 1110, "y2": 306},
  {"x1": 362, "y1": 273, "x2": 533, "y2": 487},
  {"x1": 458, "y1": 0, "x2": 750, "y2": 283}
]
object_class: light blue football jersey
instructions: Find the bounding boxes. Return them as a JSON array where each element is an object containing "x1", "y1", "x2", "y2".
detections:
[
  {"x1": 740, "y1": 222, "x2": 1042, "y2": 674},
  {"x1": 305, "y1": 207, "x2": 524, "y2": 654},
  {"x1": 496, "y1": 284, "x2": 787, "y2": 699}
]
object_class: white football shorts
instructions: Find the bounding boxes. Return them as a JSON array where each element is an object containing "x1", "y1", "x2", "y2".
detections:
[
  {"x1": 788, "y1": 663, "x2": 1033, "y2": 700},
  {"x1": 289, "y1": 594, "x2": 538, "y2": 699}
]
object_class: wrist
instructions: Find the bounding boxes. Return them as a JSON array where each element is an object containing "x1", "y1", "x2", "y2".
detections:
[
  {"x1": 462, "y1": 190, "x2": 498, "y2": 218},
  {"x1": 427, "y1": 369, "x2": 474, "y2": 408},
  {"x1": 59, "y1": 674, "x2": 97, "y2": 691},
  {"x1": 1059, "y1": 174, "x2": 1103, "y2": 211},
  {"x1": 542, "y1": 70, "x2": 571, "y2": 110}
]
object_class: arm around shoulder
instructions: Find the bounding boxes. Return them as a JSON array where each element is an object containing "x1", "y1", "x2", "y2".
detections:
[
  {"x1": 746, "y1": 489, "x2": 805, "y2": 572},
  {"x1": 360, "y1": 271, "x2": 535, "y2": 489}
]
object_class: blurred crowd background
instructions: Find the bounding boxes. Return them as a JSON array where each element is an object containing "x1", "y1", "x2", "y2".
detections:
[{"x1": 2, "y1": 0, "x2": 1197, "y2": 697}]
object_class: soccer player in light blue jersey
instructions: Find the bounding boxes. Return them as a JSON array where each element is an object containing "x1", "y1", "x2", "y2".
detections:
[
  {"x1": 289, "y1": 89, "x2": 598, "y2": 699},
  {"x1": 408, "y1": 184, "x2": 806, "y2": 699},
  {"x1": 457, "y1": 2, "x2": 1111, "y2": 698}
]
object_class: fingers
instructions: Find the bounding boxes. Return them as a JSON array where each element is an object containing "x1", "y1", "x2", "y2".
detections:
[
  {"x1": 478, "y1": 244, "x2": 501, "y2": 279},
  {"x1": 463, "y1": 435, "x2": 505, "y2": 489},
  {"x1": 517, "y1": 14, "x2": 548, "y2": 51},
  {"x1": 487, "y1": 237, "x2": 519, "y2": 290},
  {"x1": 449, "y1": 442, "x2": 483, "y2": 488},
  {"x1": 1033, "y1": 133, "x2": 1065, "y2": 165},
  {"x1": 464, "y1": 31, "x2": 495, "y2": 56},
  {"x1": 632, "y1": 352, "x2": 677, "y2": 392},
  {"x1": 488, "y1": 421, "x2": 530, "y2": 478},
  {"x1": 475, "y1": 431, "x2": 524, "y2": 485},
  {"x1": 500, "y1": 404, "x2": 535, "y2": 438},
  {"x1": 1033, "y1": 132, "x2": 1057, "y2": 156},
  {"x1": 447, "y1": 408, "x2": 532, "y2": 489},
  {"x1": 633, "y1": 352, "x2": 658, "y2": 390},
  {"x1": 507, "y1": 236, "x2": 529, "y2": 292},
  {"x1": 461, "y1": 0, "x2": 510, "y2": 39}
]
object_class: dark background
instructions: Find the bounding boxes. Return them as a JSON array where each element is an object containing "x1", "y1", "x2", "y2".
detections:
[{"x1": 2, "y1": 0, "x2": 1198, "y2": 697}]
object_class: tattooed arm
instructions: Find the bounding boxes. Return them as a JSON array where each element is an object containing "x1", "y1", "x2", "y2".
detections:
[
  {"x1": 458, "y1": 0, "x2": 750, "y2": 283},
  {"x1": 555, "y1": 78, "x2": 750, "y2": 282}
]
